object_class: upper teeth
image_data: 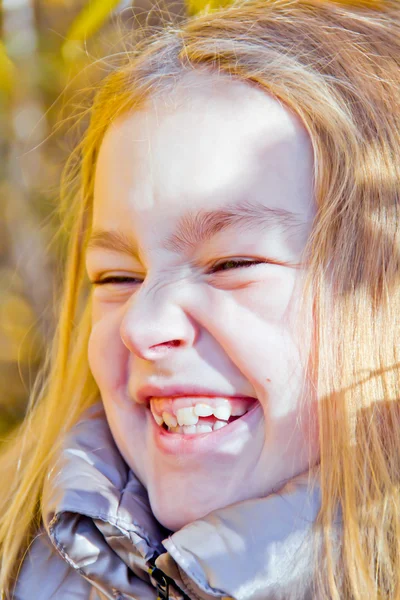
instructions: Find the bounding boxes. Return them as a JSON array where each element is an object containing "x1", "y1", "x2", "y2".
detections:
[
  {"x1": 150, "y1": 398, "x2": 249, "y2": 427},
  {"x1": 162, "y1": 412, "x2": 178, "y2": 427},
  {"x1": 194, "y1": 403, "x2": 214, "y2": 417},
  {"x1": 176, "y1": 407, "x2": 199, "y2": 426},
  {"x1": 213, "y1": 405, "x2": 231, "y2": 420}
]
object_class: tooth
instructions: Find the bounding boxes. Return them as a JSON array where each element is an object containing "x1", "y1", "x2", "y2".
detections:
[
  {"x1": 213, "y1": 420, "x2": 228, "y2": 431},
  {"x1": 196, "y1": 424, "x2": 213, "y2": 434},
  {"x1": 183, "y1": 425, "x2": 197, "y2": 434},
  {"x1": 151, "y1": 408, "x2": 164, "y2": 426},
  {"x1": 176, "y1": 407, "x2": 199, "y2": 426},
  {"x1": 168, "y1": 425, "x2": 180, "y2": 433},
  {"x1": 213, "y1": 405, "x2": 231, "y2": 421},
  {"x1": 162, "y1": 412, "x2": 177, "y2": 427},
  {"x1": 168, "y1": 423, "x2": 213, "y2": 435},
  {"x1": 231, "y1": 402, "x2": 248, "y2": 417},
  {"x1": 194, "y1": 403, "x2": 214, "y2": 417}
]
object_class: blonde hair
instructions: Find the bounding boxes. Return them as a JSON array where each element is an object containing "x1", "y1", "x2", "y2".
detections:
[{"x1": 1, "y1": 0, "x2": 400, "y2": 597}]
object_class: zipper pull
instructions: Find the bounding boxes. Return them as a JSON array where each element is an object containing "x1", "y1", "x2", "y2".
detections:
[
  {"x1": 148, "y1": 555, "x2": 193, "y2": 600},
  {"x1": 148, "y1": 563, "x2": 170, "y2": 599}
]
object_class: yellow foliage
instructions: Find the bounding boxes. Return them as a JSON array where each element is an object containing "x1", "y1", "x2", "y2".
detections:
[
  {"x1": 44, "y1": 0, "x2": 75, "y2": 5},
  {"x1": 0, "y1": 41, "x2": 15, "y2": 96},
  {"x1": 0, "y1": 292, "x2": 40, "y2": 364},
  {"x1": 187, "y1": 0, "x2": 383, "y2": 16},
  {"x1": 62, "y1": 0, "x2": 122, "y2": 62},
  {"x1": 186, "y1": 0, "x2": 233, "y2": 15}
]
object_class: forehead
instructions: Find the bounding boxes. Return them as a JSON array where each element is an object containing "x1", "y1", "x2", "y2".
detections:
[{"x1": 93, "y1": 70, "x2": 315, "y2": 236}]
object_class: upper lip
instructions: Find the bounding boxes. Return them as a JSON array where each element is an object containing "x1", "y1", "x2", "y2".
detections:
[{"x1": 137, "y1": 384, "x2": 257, "y2": 404}]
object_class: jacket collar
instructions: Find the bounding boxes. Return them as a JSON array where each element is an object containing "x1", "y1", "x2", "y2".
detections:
[{"x1": 42, "y1": 403, "x2": 340, "y2": 600}]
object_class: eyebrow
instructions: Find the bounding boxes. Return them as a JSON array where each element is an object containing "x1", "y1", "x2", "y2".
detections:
[{"x1": 86, "y1": 199, "x2": 305, "y2": 258}]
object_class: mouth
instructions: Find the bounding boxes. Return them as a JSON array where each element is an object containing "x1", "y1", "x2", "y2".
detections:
[
  {"x1": 148, "y1": 397, "x2": 263, "y2": 456},
  {"x1": 149, "y1": 396, "x2": 258, "y2": 436}
]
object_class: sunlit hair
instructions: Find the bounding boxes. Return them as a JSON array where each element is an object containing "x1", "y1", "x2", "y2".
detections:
[{"x1": 1, "y1": 0, "x2": 399, "y2": 597}]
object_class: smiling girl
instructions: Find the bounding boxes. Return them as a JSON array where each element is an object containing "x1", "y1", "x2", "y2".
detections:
[{"x1": 1, "y1": 0, "x2": 399, "y2": 599}]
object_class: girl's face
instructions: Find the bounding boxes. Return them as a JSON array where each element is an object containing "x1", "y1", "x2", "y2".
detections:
[{"x1": 87, "y1": 71, "x2": 319, "y2": 531}]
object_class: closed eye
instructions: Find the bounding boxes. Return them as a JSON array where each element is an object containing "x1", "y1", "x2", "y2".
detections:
[
  {"x1": 208, "y1": 259, "x2": 266, "y2": 273},
  {"x1": 91, "y1": 259, "x2": 274, "y2": 286},
  {"x1": 92, "y1": 275, "x2": 142, "y2": 286}
]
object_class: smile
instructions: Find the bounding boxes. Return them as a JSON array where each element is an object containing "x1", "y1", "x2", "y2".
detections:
[
  {"x1": 149, "y1": 396, "x2": 258, "y2": 435},
  {"x1": 148, "y1": 398, "x2": 263, "y2": 456}
]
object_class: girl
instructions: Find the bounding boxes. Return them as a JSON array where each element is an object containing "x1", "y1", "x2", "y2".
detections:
[{"x1": 1, "y1": 0, "x2": 399, "y2": 598}]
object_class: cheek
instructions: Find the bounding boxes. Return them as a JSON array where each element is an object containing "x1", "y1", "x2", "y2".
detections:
[
  {"x1": 188, "y1": 284, "x2": 299, "y2": 399},
  {"x1": 234, "y1": 273, "x2": 295, "y2": 321},
  {"x1": 194, "y1": 272, "x2": 310, "y2": 416},
  {"x1": 88, "y1": 307, "x2": 130, "y2": 396}
]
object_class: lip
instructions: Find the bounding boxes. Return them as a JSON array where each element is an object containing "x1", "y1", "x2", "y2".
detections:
[
  {"x1": 137, "y1": 383, "x2": 257, "y2": 404},
  {"x1": 149, "y1": 400, "x2": 263, "y2": 456}
]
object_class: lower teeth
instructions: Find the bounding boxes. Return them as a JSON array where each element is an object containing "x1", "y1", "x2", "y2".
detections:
[{"x1": 168, "y1": 420, "x2": 228, "y2": 434}]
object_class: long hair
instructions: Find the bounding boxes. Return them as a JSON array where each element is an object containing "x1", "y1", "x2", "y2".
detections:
[{"x1": 1, "y1": 1, "x2": 399, "y2": 598}]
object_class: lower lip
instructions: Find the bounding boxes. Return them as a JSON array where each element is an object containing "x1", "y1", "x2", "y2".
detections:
[{"x1": 150, "y1": 400, "x2": 263, "y2": 456}]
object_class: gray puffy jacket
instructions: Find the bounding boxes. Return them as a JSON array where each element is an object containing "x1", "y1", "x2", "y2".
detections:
[{"x1": 13, "y1": 404, "x2": 339, "y2": 600}]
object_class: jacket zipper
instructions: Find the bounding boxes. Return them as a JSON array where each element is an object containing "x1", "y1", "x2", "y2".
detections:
[{"x1": 148, "y1": 556, "x2": 192, "y2": 600}]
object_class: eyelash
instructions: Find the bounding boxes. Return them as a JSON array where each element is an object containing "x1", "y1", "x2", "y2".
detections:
[
  {"x1": 209, "y1": 258, "x2": 265, "y2": 273},
  {"x1": 92, "y1": 259, "x2": 265, "y2": 286}
]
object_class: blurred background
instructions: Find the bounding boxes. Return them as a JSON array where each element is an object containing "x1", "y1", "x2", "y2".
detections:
[{"x1": 0, "y1": 0, "x2": 200, "y2": 437}]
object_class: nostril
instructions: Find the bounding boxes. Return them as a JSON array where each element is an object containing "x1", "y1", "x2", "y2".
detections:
[
  {"x1": 159, "y1": 339, "x2": 181, "y2": 348},
  {"x1": 148, "y1": 339, "x2": 182, "y2": 354}
]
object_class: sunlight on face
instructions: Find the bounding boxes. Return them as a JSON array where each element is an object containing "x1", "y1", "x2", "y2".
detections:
[{"x1": 86, "y1": 70, "x2": 319, "y2": 531}]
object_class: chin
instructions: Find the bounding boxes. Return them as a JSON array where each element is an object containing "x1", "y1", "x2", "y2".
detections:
[
  {"x1": 148, "y1": 476, "x2": 258, "y2": 531},
  {"x1": 151, "y1": 503, "x2": 195, "y2": 532},
  {"x1": 150, "y1": 494, "x2": 221, "y2": 531}
]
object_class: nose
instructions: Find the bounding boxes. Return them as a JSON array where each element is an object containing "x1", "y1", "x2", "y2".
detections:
[{"x1": 119, "y1": 281, "x2": 198, "y2": 361}]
